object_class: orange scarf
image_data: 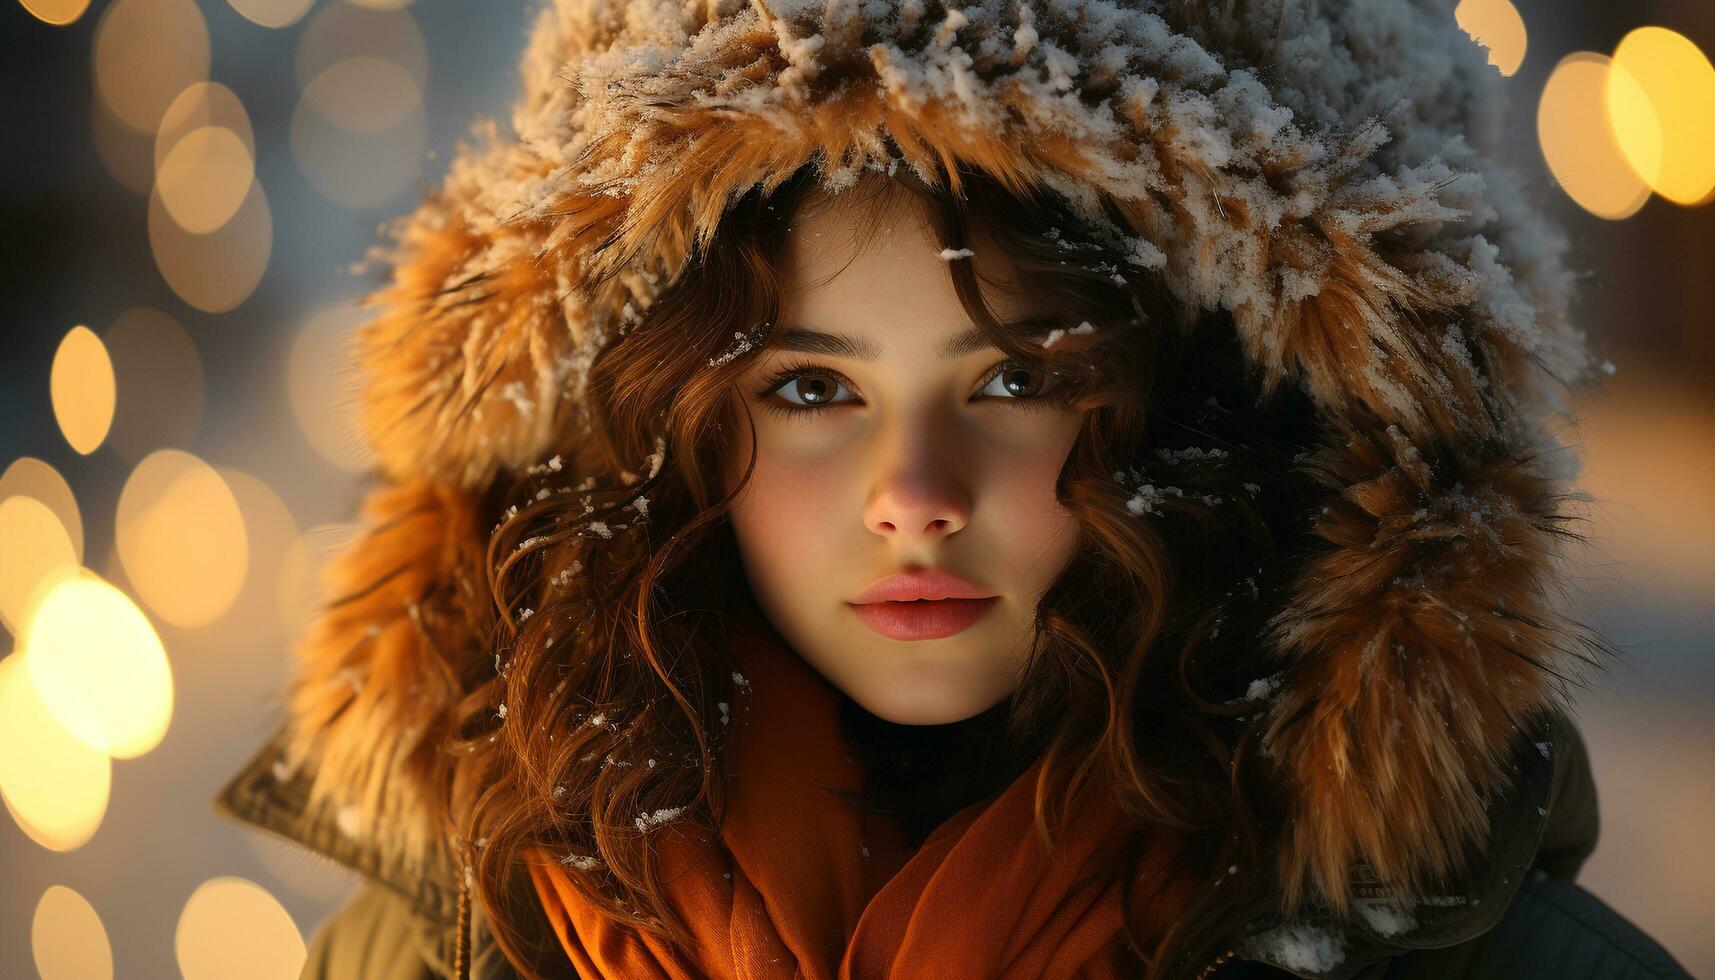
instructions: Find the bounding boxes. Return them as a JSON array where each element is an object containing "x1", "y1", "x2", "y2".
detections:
[{"x1": 529, "y1": 616, "x2": 1191, "y2": 978}]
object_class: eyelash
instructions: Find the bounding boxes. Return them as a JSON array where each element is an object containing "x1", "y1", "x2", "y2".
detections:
[{"x1": 754, "y1": 358, "x2": 1073, "y2": 420}]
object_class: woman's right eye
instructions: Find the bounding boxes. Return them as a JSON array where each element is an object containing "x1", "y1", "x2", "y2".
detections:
[{"x1": 757, "y1": 366, "x2": 860, "y2": 417}]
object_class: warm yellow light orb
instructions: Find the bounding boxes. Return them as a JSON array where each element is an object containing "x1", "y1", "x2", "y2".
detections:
[
  {"x1": 32, "y1": 884, "x2": 114, "y2": 980},
  {"x1": 24, "y1": 573, "x2": 174, "y2": 759},
  {"x1": 1454, "y1": 0, "x2": 1527, "y2": 77},
  {"x1": 175, "y1": 877, "x2": 306, "y2": 980},
  {"x1": 0, "y1": 654, "x2": 110, "y2": 852},
  {"x1": 0, "y1": 495, "x2": 79, "y2": 633},
  {"x1": 0, "y1": 458, "x2": 84, "y2": 560},
  {"x1": 156, "y1": 125, "x2": 256, "y2": 234},
  {"x1": 19, "y1": 0, "x2": 91, "y2": 25},
  {"x1": 1609, "y1": 26, "x2": 1715, "y2": 206},
  {"x1": 51, "y1": 326, "x2": 116, "y2": 455},
  {"x1": 115, "y1": 449, "x2": 250, "y2": 628},
  {"x1": 1538, "y1": 53, "x2": 1654, "y2": 220}
]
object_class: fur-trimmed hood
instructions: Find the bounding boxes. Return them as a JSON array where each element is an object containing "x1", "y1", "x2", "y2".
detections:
[{"x1": 215, "y1": 1, "x2": 1615, "y2": 977}]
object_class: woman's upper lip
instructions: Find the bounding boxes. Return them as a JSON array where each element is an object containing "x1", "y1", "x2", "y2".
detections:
[{"x1": 850, "y1": 568, "x2": 998, "y2": 604}]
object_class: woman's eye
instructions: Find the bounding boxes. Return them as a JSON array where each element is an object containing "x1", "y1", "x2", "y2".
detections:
[
  {"x1": 761, "y1": 370, "x2": 854, "y2": 411},
  {"x1": 979, "y1": 362, "x2": 1059, "y2": 401},
  {"x1": 759, "y1": 369, "x2": 859, "y2": 416},
  {"x1": 756, "y1": 360, "x2": 1068, "y2": 420}
]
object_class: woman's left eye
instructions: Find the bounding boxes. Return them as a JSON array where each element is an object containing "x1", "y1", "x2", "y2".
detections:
[
  {"x1": 756, "y1": 360, "x2": 1069, "y2": 420},
  {"x1": 978, "y1": 362, "x2": 1064, "y2": 404}
]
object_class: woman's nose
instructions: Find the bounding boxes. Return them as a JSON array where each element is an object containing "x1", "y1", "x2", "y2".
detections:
[{"x1": 861, "y1": 430, "x2": 971, "y2": 540}]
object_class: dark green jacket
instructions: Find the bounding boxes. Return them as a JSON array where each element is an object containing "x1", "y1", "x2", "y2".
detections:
[{"x1": 213, "y1": 709, "x2": 1690, "y2": 980}]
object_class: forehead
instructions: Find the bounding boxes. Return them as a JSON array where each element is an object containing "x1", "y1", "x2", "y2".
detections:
[{"x1": 777, "y1": 179, "x2": 1038, "y2": 349}]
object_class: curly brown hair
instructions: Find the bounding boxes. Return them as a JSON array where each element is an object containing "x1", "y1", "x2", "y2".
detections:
[{"x1": 457, "y1": 158, "x2": 1327, "y2": 979}]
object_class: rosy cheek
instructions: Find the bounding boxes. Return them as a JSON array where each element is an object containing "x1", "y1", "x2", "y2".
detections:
[
  {"x1": 989, "y1": 427, "x2": 1082, "y2": 578},
  {"x1": 732, "y1": 440, "x2": 846, "y2": 576}
]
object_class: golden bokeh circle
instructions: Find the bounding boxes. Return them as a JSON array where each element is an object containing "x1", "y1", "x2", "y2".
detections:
[
  {"x1": 51, "y1": 325, "x2": 116, "y2": 456},
  {"x1": 0, "y1": 653, "x2": 111, "y2": 852},
  {"x1": 115, "y1": 449, "x2": 250, "y2": 629},
  {"x1": 1453, "y1": 0, "x2": 1527, "y2": 77},
  {"x1": 1538, "y1": 53, "x2": 1654, "y2": 221},
  {"x1": 206, "y1": 468, "x2": 299, "y2": 647},
  {"x1": 0, "y1": 458, "x2": 84, "y2": 561},
  {"x1": 32, "y1": 885, "x2": 114, "y2": 980},
  {"x1": 156, "y1": 126, "x2": 257, "y2": 234},
  {"x1": 91, "y1": 0, "x2": 211, "y2": 134},
  {"x1": 294, "y1": 3, "x2": 427, "y2": 92},
  {"x1": 155, "y1": 81, "x2": 255, "y2": 174},
  {"x1": 1609, "y1": 26, "x2": 1715, "y2": 206},
  {"x1": 302, "y1": 56, "x2": 423, "y2": 134},
  {"x1": 147, "y1": 177, "x2": 273, "y2": 313},
  {"x1": 24, "y1": 574, "x2": 174, "y2": 759},
  {"x1": 175, "y1": 876, "x2": 306, "y2": 980},
  {"x1": 20, "y1": 0, "x2": 93, "y2": 26},
  {"x1": 224, "y1": 0, "x2": 316, "y2": 30},
  {"x1": 0, "y1": 495, "x2": 79, "y2": 634}
]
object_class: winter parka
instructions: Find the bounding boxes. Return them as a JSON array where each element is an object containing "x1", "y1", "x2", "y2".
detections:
[
  {"x1": 216, "y1": 707, "x2": 1689, "y2": 979},
  {"x1": 211, "y1": 1, "x2": 1693, "y2": 978}
]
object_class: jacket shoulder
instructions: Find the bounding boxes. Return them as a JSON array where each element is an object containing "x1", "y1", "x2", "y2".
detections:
[
  {"x1": 1380, "y1": 874, "x2": 1691, "y2": 980},
  {"x1": 299, "y1": 882, "x2": 443, "y2": 980}
]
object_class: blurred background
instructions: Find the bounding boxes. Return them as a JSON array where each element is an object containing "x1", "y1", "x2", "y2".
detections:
[{"x1": 0, "y1": 0, "x2": 1710, "y2": 977}]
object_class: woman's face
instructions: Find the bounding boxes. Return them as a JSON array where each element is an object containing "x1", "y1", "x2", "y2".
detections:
[{"x1": 723, "y1": 182, "x2": 1088, "y2": 726}]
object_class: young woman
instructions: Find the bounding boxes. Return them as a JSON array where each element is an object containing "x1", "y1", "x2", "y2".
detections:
[{"x1": 213, "y1": 2, "x2": 1690, "y2": 978}]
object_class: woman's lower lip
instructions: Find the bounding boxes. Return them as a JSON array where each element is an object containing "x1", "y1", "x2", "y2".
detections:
[{"x1": 846, "y1": 597, "x2": 1000, "y2": 640}]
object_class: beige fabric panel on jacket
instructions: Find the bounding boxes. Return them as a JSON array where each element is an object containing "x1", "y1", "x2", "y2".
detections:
[{"x1": 300, "y1": 883, "x2": 440, "y2": 980}]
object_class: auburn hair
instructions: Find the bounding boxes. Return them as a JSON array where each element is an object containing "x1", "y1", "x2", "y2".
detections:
[{"x1": 458, "y1": 158, "x2": 1326, "y2": 978}]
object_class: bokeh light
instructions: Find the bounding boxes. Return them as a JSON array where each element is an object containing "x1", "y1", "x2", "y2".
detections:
[
  {"x1": 1608, "y1": 27, "x2": 1715, "y2": 206},
  {"x1": 1538, "y1": 52, "x2": 1655, "y2": 220},
  {"x1": 154, "y1": 82, "x2": 255, "y2": 176},
  {"x1": 0, "y1": 495, "x2": 79, "y2": 633},
  {"x1": 18, "y1": 0, "x2": 92, "y2": 26},
  {"x1": 1603, "y1": 51, "x2": 1667, "y2": 193},
  {"x1": 91, "y1": 0, "x2": 211, "y2": 134},
  {"x1": 288, "y1": 305, "x2": 378, "y2": 472},
  {"x1": 0, "y1": 457, "x2": 85, "y2": 561},
  {"x1": 102, "y1": 307, "x2": 206, "y2": 462},
  {"x1": 24, "y1": 573, "x2": 174, "y2": 759},
  {"x1": 154, "y1": 83, "x2": 258, "y2": 235},
  {"x1": 50, "y1": 326, "x2": 116, "y2": 456},
  {"x1": 302, "y1": 56, "x2": 422, "y2": 134},
  {"x1": 205, "y1": 468, "x2": 299, "y2": 654},
  {"x1": 1454, "y1": 0, "x2": 1527, "y2": 76},
  {"x1": 294, "y1": 2, "x2": 427, "y2": 91},
  {"x1": 289, "y1": 2, "x2": 428, "y2": 210},
  {"x1": 224, "y1": 0, "x2": 316, "y2": 30},
  {"x1": 156, "y1": 127, "x2": 256, "y2": 234},
  {"x1": 0, "y1": 654, "x2": 110, "y2": 852},
  {"x1": 290, "y1": 68, "x2": 426, "y2": 211},
  {"x1": 31, "y1": 884, "x2": 113, "y2": 980},
  {"x1": 147, "y1": 176, "x2": 273, "y2": 313},
  {"x1": 115, "y1": 449, "x2": 250, "y2": 629},
  {"x1": 175, "y1": 876, "x2": 306, "y2": 980}
]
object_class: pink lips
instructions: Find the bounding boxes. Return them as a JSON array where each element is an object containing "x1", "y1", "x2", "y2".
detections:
[{"x1": 847, "y1": 568, "x2": 1000, "y2": 641}]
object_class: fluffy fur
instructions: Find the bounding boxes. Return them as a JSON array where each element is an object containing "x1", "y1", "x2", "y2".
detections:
[{"x1": 286, "y1": 0, "x2": 1600, "y2": 926}]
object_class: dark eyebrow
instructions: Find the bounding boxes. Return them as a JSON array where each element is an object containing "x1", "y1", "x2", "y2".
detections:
[{"x1": 775, "y1": 316, "x2": 1058, "y2": 361}]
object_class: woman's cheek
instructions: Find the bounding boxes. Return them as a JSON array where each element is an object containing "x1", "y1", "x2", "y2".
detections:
[
  {"x1": 986, "y1": 419, "x2": 1082, "y2": 591},
  {"x1": 733, "y1": 432, "x2": 851, "y2": 585}
]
